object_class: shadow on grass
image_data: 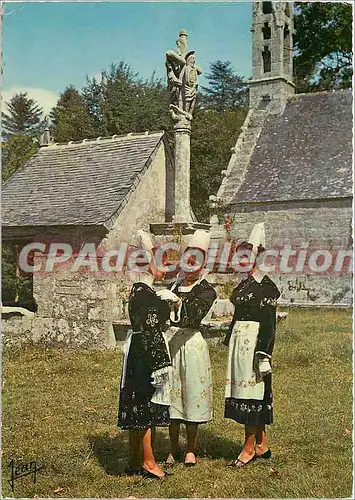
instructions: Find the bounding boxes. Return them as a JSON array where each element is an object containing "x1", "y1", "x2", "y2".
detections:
[
  {"x1": 88, "y1": 432, "x2": 128, "y2": 476},
  {"x1": 87, "y1": 429, "x2": 171, "y2": 476},
  {"x1": 197, "y1": 427, "x2": 242, "y2": 460},
  {"x1": 87, "y1": 426, "x2": 241, "y2": 476}
]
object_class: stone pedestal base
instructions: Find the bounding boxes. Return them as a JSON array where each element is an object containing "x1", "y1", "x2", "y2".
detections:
[
  {"x1": 150, "y1": 221, "x2": 212, "y2": 259},
  {"x1": 150, "y1": 221, "x2": 211, "y2": 236}
]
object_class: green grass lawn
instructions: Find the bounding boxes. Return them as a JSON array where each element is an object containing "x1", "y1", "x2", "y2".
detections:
[{"x1": 2, "y1": 309, "x2": 353, "y2": 498}]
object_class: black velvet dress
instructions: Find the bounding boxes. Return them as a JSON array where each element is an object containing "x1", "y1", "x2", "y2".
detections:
[
  {"x1": 170, "y1": 279, "x2": 217, "y2": 328},
  {"x1": 224, "y1": 275, "x2": 280, "y2": 426},
  {"x1": 117, "y1": 282, "x2": 171, "y2": 430}
]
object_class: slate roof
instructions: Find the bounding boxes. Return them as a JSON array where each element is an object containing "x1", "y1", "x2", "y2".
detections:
[
  {"x1": 229, "y1": 89, "x2": 353, "y2": 205},
  {"x1": 2, "y1": 131, "x2": 166, "y2": 227}
]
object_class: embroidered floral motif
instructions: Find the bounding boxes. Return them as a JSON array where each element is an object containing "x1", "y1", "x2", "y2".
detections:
[
  {"x1": 226, "y1": 377, "x2": 257, "y2": 387},
  {"x1": 239, "y1": 344, "x2": 250, "y2": 357},
  {"x1": 226, "y1": 400, "x2": 273, "y2": 413},
  {"x1": 146, "y1": 312, "x2": 159, "y2": 327}
]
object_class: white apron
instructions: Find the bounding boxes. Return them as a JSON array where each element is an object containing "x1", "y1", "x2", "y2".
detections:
[
  {"x1": 120, "y1": 329, "x2": 171, "y2": 406},
  {"x1": 165, "y1": 326, "x2": 213, "y2": 422},
  {"x1": 225, "y1": 320, "x2": 265, "y2": 401}
]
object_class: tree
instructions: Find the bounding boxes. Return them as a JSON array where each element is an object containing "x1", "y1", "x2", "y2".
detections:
[
  {"x1": 190, "y1": 107, "x2": 247, "y2": 221},
  {"x1": 1, "y1": 92, "x2": 43, "y2": 182},
  {"x1": 82, "y1": 62, "x2": 171, "y2": 137},
  {"x1": 81, "y1": 75, "x2": 107, "y2": 136},
  {"x1": 50, "y1": 85, "x2": 96, "y2": 142},
  {"x1": 200, "y1": 60, "x2": 248, "y2": 112},
  {"x1": 2, "y1": 92, "x2": 43, "y2": 139},
  {"x1": 189, "y1": 60, "x2": 247, "y2": 220},
  {"x1": 1, "y1": 134, "x2": 38, "y2": 183},
  {"x1": 294, "y1": 2, "x2": 352, "y2": 92},
  {"x1": 1, "y1": 243, "x2": 36, "y2": 311}
]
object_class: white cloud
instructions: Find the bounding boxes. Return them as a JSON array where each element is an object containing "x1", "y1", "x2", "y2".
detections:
[{"x1": 1, "y1": 87, "x2": 59, "y2": 115}]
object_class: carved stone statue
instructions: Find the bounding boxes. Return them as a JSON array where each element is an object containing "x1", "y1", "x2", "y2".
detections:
[
  {"x1": 181, "y1": 51, "x2": 202, "y2": 118},
  {"x1": 165, "y1": 30, "x2": 188, "y2": 108},
  {"x1": 166, "y1": 30, "x2": 202, "y2": 121}
]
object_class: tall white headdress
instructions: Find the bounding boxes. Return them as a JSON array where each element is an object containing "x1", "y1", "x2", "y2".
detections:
[
  {"x1": 128, "y1": 229, "x2": 155, "y2": 284},
  {"x1": 137, "y1": 229, "x2": 155, "y2": 264},
  {"x1": 186, "y1": 229, "x2": 211, "y2": 252},
  {"x1": 176, "y1": 229, "x2": 211, "y2": 284},
  {"x1": 248, "y1": 222, "x2": 265, "y2": 254}
]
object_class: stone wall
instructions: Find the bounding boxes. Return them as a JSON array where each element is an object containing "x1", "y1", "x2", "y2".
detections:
[
  {"x1": 2, "y1": 254, "x2": 133, "y2": 348},
  {"x1": 2, "y1": 141, "x2": 174, "y2": 349},
  {"x1": 102, "y1": 142, "x2": 172, "y2": 249},
  {"x1": 23, "y1": 262, "x2": 132, "y2": 348},
  {"x1": 228, "y1": 201, "x2": 352, "y2": 247},
  {"x1": 210, "y1": 200, "x2": 353, "y2": 306}
]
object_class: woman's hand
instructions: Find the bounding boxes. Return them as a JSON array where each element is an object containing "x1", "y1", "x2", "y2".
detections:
[
  {"x1": 258, "y1": 359, "x2": 272, "y2": 377},
  {"x1": 156, "y1": 289, "x2": 181, "y2": 303}
]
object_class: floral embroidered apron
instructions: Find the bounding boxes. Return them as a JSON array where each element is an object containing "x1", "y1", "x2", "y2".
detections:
[{"x1": 225, "y1": 320, "x2": 265, "y2": 401}]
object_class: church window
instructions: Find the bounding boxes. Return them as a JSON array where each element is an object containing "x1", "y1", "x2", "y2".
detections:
[
  {"x1": 259, "y1": 95, "x2": 271, "y2": 109},
  {"x1": 262, "y1": 46, "x2": 271, "y2": 73},
  {"x1": 262, "y1": 2, "x2": 272, "y2": 14},
  {"x1": 262, "y1": 22, "x2": 271, "y2": 39}
]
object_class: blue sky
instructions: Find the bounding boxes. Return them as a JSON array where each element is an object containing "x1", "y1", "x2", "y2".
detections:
[{"x1": 2, "y1": 1, "x2": 253, "y2": 113}]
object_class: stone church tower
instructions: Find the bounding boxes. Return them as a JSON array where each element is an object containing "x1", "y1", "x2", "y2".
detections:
[
  {"x1": 214, "y1": 0, "x2": 352, "y2": 307},
  {"x1": 248, "y1": 1, "x2": 295, "y2": 115}
]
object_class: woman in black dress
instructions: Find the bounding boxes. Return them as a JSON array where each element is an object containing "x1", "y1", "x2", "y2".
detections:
[
  {"x1": 118, "y1": 230, "x2": 179, "y2": 479},
  {"x1": 224, "y1": 223, "x2": 280, "y2": 467},
  {"x1": 162, "y1": 229, "x2": 216, "y2": 467}
]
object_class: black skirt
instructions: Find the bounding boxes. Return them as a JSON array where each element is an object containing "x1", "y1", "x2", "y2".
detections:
[
  {"x1": 224, "y1": 373, "x2": 273, "y2": 426},
  {"x1": 118, "y1": 387, "x2": 170, "y2": 430},
  {"x1": 117, "y1": 334, "x2": 170, "y2": 430}
]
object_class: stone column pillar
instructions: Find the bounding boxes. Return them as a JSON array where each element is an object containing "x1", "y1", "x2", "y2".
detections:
[{"x1": 173, "y1": 116, "x2": 192, "y2": 222}]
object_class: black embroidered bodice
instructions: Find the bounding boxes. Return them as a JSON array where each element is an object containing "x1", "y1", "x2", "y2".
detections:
[
  {"x1": 129, "y1": 282, "x2": 170, "y2": 334},
  {"x1": 170, "y1": 279, "x2": 217, "y2": 329},
  {"x1": 224, "y1": 275, "x2": 280, "y2": 356},
  {"x1": 127, "y1": 282, "x2": 171, "y2": 376}
]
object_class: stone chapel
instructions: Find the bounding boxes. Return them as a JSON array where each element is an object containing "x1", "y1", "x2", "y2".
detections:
[
  {"x1": 212, "y1": 1, "x2": 352, "y2": 307},
  {"x1": 1, "y1": 2, "x2": 352, "y2": 350}
]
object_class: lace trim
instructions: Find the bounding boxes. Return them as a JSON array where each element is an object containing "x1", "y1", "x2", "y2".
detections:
[
  {"x1": 151, "y1": 366, "x2": 170, "y2": 379},
  {"x1": 255, "y1": 351, "x2": 272, "y2": 359},
  {"x1": 170, "y1": 299, "x2": 183, "y2": 323}
]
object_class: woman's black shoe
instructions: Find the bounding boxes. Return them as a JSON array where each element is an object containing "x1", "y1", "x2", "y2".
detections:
[
  {"x1": 124, "y1": 465, "x2": 142, "y2": 476},
  {"x1": 227, "y1": 454, "x2": 256, "y2": 468},
  {"x1": 141, "y1": 468, "x2": 172, "y2": 480},
  {"x1": 257, "y1": 449, "x2": 272, "y2": 459}
]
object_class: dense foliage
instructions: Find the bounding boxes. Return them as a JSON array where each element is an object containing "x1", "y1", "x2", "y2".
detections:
[{"x1": 294, "y1": 2, "x2": 352, "y2": 92}]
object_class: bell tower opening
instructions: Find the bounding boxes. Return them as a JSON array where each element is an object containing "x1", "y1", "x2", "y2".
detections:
[
  {"x1": 248, "y1": 1, "x2": 295, "y2": 115},
  {"x1": 262, "y1": 46, "x2": 271, "y2": 73},
  {"x1": 262, "y1": 2, "x2": 272, "y2": 14},
  {"x1": 262, "y1": 22, "x2": 271, "y2": 40}
]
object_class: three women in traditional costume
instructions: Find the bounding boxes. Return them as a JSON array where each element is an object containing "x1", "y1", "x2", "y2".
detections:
[{"x1": 117, "y1": 223, "x2": 280, "y2": 474}]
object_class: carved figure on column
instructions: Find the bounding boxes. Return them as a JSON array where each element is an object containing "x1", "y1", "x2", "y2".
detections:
[
  {"x1": 165, "y1": 30, "x2": 202, "y2": 122},
  {"x1": 181, "y1": 51, "x2": 202, "y2": 119},
  {"x1": 166, "y1": 30, "x2": 188, "y2": 108}
]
